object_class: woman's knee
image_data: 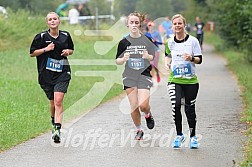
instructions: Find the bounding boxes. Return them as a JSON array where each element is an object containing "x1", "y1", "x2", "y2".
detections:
[
  {"x1": 54, "y1": 93, "x2": 64, "y2": 107},
  {"x1": 139, "y1": 104, "x2": 150, "y2": 112},
  {"x1": 54, "y1": 98, "x2": 63, "y2": 107}
]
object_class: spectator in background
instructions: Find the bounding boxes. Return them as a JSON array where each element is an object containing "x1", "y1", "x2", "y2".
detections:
[
  {"x1": 68, "y1": 5, "x2": 79, "y2": 25},
  {"x1": 145, "y1": 21, "x2": 163, "y2": 83},
  {"x1": 78, "y1": 3, "x2": 91, "y2": 25},
  {"x1": 141, "y1": 14, "x2": 150, "y2": 34},
  {"x1": 78, "y1": 3, "x2": 91, "y2": 16},
  {"x1": 194, "y1": 16, "x2": 205, "y2": 50},
  {"x1": 161, "y1": 16, "x2": 173, "y2": 40},
  {"x1": 56, "y1": 3, "x2": 69, "y2": 17}
]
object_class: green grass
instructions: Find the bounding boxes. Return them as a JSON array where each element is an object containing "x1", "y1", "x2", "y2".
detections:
[
  {"x1": 205, "y1": 31, "x2": 252, "y2": 167},
  {"x1": 0, "y1": 11, "x2": 123, "y2": 152},
  {"x1": 0, "y1": 42, "x2": 123, "y2": 152}
]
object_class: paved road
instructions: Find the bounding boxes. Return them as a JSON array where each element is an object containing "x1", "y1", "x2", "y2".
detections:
[{"x1": 0, "y1": 44, "x2": 246, "y2": 167}]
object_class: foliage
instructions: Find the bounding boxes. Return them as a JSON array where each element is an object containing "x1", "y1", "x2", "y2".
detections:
[
  {"x1": 136, "y1": 0, "x2": 173, "y2": 20},
  {"x1": 0, "y1": 0, "x2": 196, "y2": 22},
  {"x1": 115, "y1": 0, "x2": 190, "y2": 20},
  {"x1": 87, "y1": 0, "x2": 111, "y2": 15},
  {"x1": 192, "y1": 0, "x2": 252, "y2": 62},
  {"x1": 171, "y1": 0, "x2": 189, "y2": 14},
  {"x1": 116, "y1": 0, "x2": 137, "y2": 16},
  {"x1": 0, "y1": 0, "x2": 64, "y2": 15},
  {"x1": 195, "y1": 0, "x2": 206, "y2": 5}
]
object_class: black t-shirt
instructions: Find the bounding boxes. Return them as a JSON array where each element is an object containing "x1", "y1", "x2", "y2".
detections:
[
  {"x1": 30, "y1": 30, "x2": 74, "y2": 85},
  {"x1": 116, "y1": 35, "x2": 155, "y2": 78},
  {"x1": 195, "y1": 22, "x2": 205, "y2": 35}
]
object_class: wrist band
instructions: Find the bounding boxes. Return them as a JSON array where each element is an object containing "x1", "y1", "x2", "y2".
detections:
[
  {"x1": 43, "y1": 48, "x2": 46, "y2": 53},
  {"x1": 190, "y1": 56, "x2": 195, "y2": 62}
]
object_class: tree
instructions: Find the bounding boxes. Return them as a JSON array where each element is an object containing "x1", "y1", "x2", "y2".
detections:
[
  {"x1": 190, "y1": 0, "x2": 252, "y2": 60},
  {"x1": 135, "y1": 0, "x2": 173, "y2": 20},
  {"x1": 171, "y1": 0, "x2": 189, "y2": 14},
  {"x1": 0, "y1": 0, "x2": 64, "y2": 14},
  {"x1": 117, "y1": 0, "x2": 136, "y2": 16},
  {"x1": 88, "y1": 0, "x2": 111, "y2": 15}
]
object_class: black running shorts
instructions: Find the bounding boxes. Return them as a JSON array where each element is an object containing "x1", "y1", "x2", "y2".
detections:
[
  {"x1": 123, "y1": 75, "x2": 153, "y2": 90},
  {"x1": 40, "y1": 81, "x2": 69, "y2": 100}
]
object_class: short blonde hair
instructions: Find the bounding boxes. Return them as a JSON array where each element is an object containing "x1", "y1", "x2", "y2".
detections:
[
  {"x1": 46, "y1": 12, "x2": 60, "y2": 21},
  {"x1": 171, "y1": 14, "x2": 186, "y2": 25}
]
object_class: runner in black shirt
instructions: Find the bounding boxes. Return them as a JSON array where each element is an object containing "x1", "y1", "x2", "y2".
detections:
[
  {"x1": 30, "y1": 12, "x2": 74, "y2": 143},
  {"x1": 116, "y1": 12, "x2": 155, "y2": 140},
  {"x1": 194, "y1": 16, "x2": 205, "y2": 50}
]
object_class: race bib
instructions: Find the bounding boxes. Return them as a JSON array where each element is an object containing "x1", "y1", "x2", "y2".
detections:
[
  {"x1": 128, "y1": 58, "x2": 145, "y2": 70},
  {"x1": 173, "y1": 63, "x2": 192, "y2": 78},
  {"x1": 46, "y1": 58, "x2": 64, "y2": 72}
]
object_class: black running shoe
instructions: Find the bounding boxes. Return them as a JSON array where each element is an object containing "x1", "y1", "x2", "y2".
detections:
[
  {"x1": 135, "y1": 130, "x2": 144, "y2": 140},
  {"x1": 145, "y1": 113, "x2": 155, "y2": 129},
  {"x1": 52, "y1": 129, "x2": 61, "y2": 143}
]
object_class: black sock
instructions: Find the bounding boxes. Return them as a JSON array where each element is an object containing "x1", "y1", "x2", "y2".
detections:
[
  {"x1": 190, "y1": 128, "x2": 196, "y2": 138},
  {"x1": 51, "y1": 117, "x2": 55, "y2": 125},
  {"x1": 55, "y1": 123, "x2": 61, "y2": 130}
]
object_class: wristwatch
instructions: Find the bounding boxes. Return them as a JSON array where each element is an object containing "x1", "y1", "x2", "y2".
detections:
[{"x1": 190, "y1": 55, "x2": 195, "y2": 62}]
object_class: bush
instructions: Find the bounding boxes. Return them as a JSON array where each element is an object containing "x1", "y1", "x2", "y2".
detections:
[{"x1": 206, "y1": 0, "x2": 252, "y2": 60}]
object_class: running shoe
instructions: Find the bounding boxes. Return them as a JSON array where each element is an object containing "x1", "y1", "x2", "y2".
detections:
[
  {"x1": 135, "y1": 130, "x2": 144, "y2": 140},
  {"x1": 145, "y1": 113, "x2": 155, "y2": 129},
  {"x1": 189, "y1": 136, "x2": 199, "y2": 149},
  {"x1": 173, "y1": 134, "x2": 185, "y2": 148},
  {"x1": 52, "y1": 129, "x2": 61, "y2": 143},
  {"x1": 51, "y1": 125, "x2": 56, "y2": 134}
]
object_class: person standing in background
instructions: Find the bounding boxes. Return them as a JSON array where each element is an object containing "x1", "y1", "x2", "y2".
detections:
[
  {"x1": 194, "y1": 16, "x2": 205, "y2": 50},
  {"x1": 68, "y1": 5, "x2": 79, "y2": 25},
  {"x1": 145, "y1": 21, "x2": 163, "y2": 83},
  {"x1": 161, "y1": 16, "x2": 173, "y2": 40},
  {"x1": 56, "y1": 3, "x2": 69, "y2": 17},
  {"x1": 78, "y1": 3, "x2": 91, "y2": 25}
]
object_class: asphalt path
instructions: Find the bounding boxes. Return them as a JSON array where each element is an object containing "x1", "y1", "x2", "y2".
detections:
[{"x1": 0, "y1": 44, "x2": 246, "y2": 167}]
